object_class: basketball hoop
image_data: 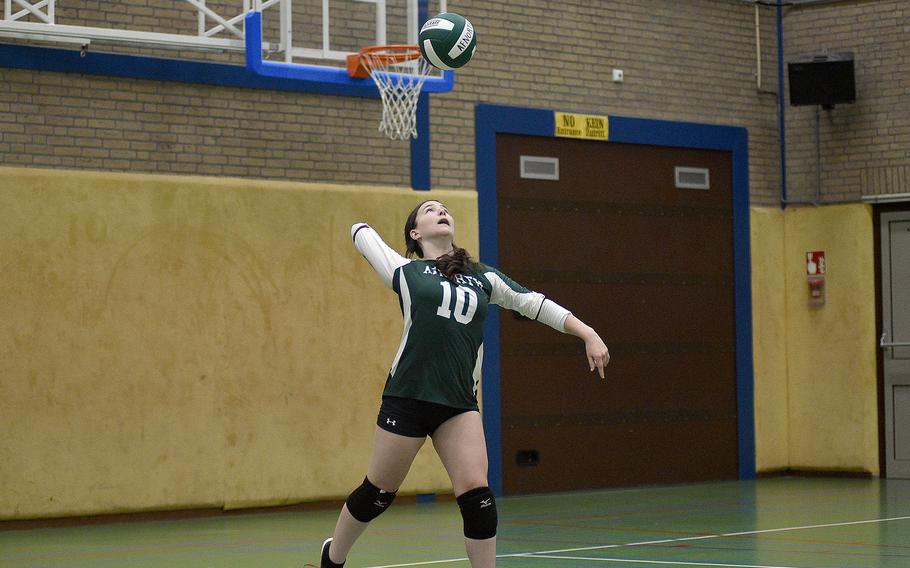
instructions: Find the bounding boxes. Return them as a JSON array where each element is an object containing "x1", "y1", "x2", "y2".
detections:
[{"x1": 347, "y1": 45, "x2": 432, "y2": 140}]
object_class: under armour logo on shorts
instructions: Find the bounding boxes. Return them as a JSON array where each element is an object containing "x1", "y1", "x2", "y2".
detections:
[
  {"x1": 386, "y1": 418, "x2": 396, "y2": 426},
  {"x1": 480, "y1": 498, "x2": 492, "y2": 508}
]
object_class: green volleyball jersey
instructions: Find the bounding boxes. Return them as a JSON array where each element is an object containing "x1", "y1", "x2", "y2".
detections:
[
  {"x1": 352, "y1": 223, "x2": 571, "y2": 410},
  {"x1": 388, "y1": 260, "x2": 489, "y2": 408}
]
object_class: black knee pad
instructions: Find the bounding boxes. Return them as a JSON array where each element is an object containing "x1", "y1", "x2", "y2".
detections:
[
  {"x1": 345, "y1": 477, "x2": 397, "y2": 523},
  {"x1": 456, "y1": 486, "x2": 497, "y2": 540}
]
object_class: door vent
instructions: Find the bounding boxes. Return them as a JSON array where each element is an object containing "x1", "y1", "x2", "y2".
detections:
[
  {"x1": 675, "y1": 167, "x2": 710, "y2": 190},
  {"x1": 520, "y1": 156, "x2": 559, "y2": 180}
]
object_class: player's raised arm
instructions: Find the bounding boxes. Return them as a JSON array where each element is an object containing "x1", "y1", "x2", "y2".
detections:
[{"x1": 351, "y1": 223, "x2": 411, "y2": 289}]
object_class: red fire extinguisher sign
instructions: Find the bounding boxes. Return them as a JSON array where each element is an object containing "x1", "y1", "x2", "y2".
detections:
[{"x1": 807, "y1": 251, "x2": 826, "y2": 276}]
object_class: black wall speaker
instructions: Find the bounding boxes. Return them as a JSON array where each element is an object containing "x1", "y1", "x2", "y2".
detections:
[{"x1": 788, "y1": 52, "x2": 855, "y2": 108}]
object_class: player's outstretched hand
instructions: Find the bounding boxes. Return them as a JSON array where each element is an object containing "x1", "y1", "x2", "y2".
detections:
[
  {"x1": 563, "y1": 315, "x2": 610, "y2": 380},
  {"x1": 585, "y1": 332, "x2": 610, "y2": 379}
]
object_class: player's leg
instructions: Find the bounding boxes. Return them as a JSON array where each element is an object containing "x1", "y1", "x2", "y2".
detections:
[
  {"x1": 431, "y1": 411, "x2": 496, "y2": 568},
  {"x1": 325, "y1": 426, "x2": 425, "y2": 566}
]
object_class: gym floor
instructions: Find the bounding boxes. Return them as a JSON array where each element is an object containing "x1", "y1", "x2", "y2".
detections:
[{"x1": 2, "y1": 477, "x2": 909, "y2": 567}]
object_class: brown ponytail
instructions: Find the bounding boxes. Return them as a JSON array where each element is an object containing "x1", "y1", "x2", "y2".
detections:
[{"x1": 435, "y1": 246, "x2": 480, "y2": 280}]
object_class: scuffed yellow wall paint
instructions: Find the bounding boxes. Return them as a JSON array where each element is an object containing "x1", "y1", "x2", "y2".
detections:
[
  {"x1": 783, "y1": 205, "x2": 878, "y2": 474},
  {"x1": 0, "y1": 168, "x2": 477, "y2": 519},
  {"x1": 750, "y1": 204, "x2": 878, "y2": 475},
  {"x1": 750, "y1": 207, "x2": 789, "y2": 472},
  {"x1": 0, "y1": 167, "x2": 882, "y2": 519}
]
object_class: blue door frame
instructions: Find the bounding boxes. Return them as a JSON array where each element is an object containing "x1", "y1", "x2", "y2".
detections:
[{"x1": 474, "y1": 103, "x2": 754, "y2": 496}]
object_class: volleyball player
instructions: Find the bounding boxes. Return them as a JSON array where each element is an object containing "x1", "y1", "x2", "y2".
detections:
[{"x1": 316, "y1": 200, "x2": 609, "y2": 568}]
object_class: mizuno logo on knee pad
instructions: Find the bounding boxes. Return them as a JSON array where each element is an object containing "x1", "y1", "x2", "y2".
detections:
[
  {"x1": 346, "y1": 477, "x2": 398, "y2": 522},
  {"x1": 456, "y1": 486, "x2": 497, "y2": 540}
]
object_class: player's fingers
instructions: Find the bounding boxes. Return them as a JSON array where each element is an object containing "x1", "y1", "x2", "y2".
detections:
[
  {"x1": 596, "y1": 356, "x2": 606, "y2": 379},
  {"x1": 588, "y1": 354, "x2": 595, "y2": 372}
]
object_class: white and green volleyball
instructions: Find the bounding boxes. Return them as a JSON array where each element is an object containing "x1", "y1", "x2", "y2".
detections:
[{"x1": 418, "y1": 12, "x2": 476, "y2": 70}]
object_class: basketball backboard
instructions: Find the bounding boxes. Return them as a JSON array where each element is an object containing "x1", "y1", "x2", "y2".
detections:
[{"x1": 0, "y1": 0, "x2": 453, "y2": 94}]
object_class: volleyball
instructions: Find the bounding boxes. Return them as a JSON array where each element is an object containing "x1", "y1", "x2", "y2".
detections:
[{"x1": 418, "y1": 12, "x2": 476, "y2": 70}]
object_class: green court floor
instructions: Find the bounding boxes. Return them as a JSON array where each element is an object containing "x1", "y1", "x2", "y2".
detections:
[{"x1": 2, "y1": 478, "x2": 909, "y2": 567}]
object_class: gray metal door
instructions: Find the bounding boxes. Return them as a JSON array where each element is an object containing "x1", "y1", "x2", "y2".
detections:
[{"x1": 881, "y1": 211, "x2": 910, "y2": 478}]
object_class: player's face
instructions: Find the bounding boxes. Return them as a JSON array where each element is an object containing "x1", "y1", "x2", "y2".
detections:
[{"x1": 413, "y1": 200, "x2": 455, "y2": 240}]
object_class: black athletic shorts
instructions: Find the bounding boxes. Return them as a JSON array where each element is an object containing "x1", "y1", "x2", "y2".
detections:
[{"x1": 377, "y1": 396, "x2": 474, "y2": 438}]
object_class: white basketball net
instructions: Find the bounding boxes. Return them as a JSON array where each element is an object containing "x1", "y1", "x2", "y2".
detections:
[{"x1": 362, "y1": 49, "x2": 433, "y2": 140}]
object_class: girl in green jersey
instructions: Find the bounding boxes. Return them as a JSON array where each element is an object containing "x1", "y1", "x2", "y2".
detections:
[{"x1": 317, "y1": 200, "x2": 609, "y2": 568}]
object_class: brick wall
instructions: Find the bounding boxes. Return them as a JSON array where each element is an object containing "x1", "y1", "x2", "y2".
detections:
[
  {"x1": 782, "y1": 0, "x2": 907, "y2": 203},
  {"x1": 0, "y1": 1, "x2": 903, "y2": 205},
  {"x1": 433, "y1": 0, "x2": 782, "y2": 202}
]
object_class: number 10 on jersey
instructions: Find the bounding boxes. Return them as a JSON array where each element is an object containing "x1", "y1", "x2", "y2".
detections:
[{"x1": 436, "y1": 281, "x2": 478, "y2": 324}]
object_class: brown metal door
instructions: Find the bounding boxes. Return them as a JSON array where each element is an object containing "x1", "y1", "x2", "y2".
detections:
[{"x1": 497, "y1": 134, "x2": 738, "y2": 494}]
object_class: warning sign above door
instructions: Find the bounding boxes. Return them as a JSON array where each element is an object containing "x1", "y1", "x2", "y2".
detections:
[{"x1": 554, "y1": 112, "x2": 609, "y2": 140}]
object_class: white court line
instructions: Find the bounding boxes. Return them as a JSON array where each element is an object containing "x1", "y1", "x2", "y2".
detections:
[
  {"x1": 527, "y1": 514, "x2": 910, "y2": 556},
  {"x1": 362, "y1": 514, "x2": 910, "y2": 568},
  {"x1": 514, "y1": 555, "x2": 801, "y2": 568}
]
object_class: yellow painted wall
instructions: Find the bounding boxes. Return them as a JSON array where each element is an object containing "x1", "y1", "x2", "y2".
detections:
[
  {"x1": 0, "y1": 167, "x2": 881, "y2": 519},
  {"x1": 751, "y1": 204, "x2": 879, "y2": 475},
  {"x1": 0, "y1": 167, "x2": 477, "y2": 519},
  {"x1": 782, "y1": 205, "x2": 878, "y2": 474},
  {"x1": 750, "y1": 207, "x2": 790, "y2": 471}
]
